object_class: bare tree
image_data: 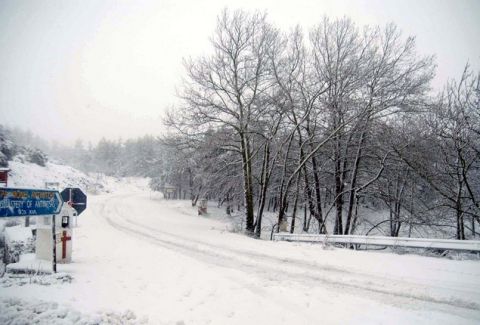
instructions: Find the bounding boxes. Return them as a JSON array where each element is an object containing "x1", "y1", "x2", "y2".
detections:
[
  {"x1": 396, "y1": 65, "x2": 480, "y2": 239},
  {"x1": 171, "y1": 9, "x2": 278, "y2": 235}
]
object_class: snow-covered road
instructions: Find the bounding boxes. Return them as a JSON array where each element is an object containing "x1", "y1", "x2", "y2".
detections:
[{"x1": 2, "y1": 180, "x2": 480, "y2": 324}]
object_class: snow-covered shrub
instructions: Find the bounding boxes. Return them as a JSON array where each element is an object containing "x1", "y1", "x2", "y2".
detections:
[
  {"x1": 26, "y1": 148, "x2": 48, "y2": 166},
  {"x1": 0, "y1": 126, "x2": 48, "y2": 167},
  {"x1": 0, "y1": 151, "x2": 7, "y2": 168},
  {"x1": 0, "y1": 220, "x2": 19, "y2": 251},
  {"x1": 225, "y1": 212, "x2": 245, "y2": 233},
  {"x1": 3, "y1": 226, "x2": 34, "y2": 264},
  {"x1": 0, "y1": 127, "x2": 15, "y2": 167},
  {"x1": 149, "y1": 177, "x2": 163, "y2": 192}
]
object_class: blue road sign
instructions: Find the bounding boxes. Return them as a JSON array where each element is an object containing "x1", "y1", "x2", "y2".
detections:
[{"x1": 0, "y1": 188, "x2": 63, "y2": 218}]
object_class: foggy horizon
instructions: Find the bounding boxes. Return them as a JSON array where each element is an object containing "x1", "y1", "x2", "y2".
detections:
[{"x1": 1, "y1": 0, "x2": 479, "y2": 146}]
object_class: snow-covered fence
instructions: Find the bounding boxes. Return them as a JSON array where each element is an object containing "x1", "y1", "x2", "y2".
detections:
[{"x1": 273, "y1": 233, "x2": 480, "y2": 252}]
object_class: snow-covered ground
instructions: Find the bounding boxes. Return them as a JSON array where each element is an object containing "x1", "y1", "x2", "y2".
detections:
[
  {"x1": 8, "y1": 161, "x2": 93, "y2": 191},
  {"x1": 1, "y1": 178, "x2": 480, "y2": 324}
]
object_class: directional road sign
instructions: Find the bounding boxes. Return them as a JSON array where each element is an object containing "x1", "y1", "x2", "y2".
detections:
[
  {"x1": 0, "y1": 188, "x2": 63, "y2": 218},
  {"x1": 61, "y1": 187, "x2": 87, "y2": 215}
]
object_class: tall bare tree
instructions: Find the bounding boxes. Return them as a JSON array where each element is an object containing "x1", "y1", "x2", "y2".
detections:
[{"x1": 172, "y1": 9, "x2": 278, "y2": 235}]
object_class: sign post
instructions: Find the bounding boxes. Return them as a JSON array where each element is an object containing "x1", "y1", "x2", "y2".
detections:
[
  {"x1": 0, "y1": 188, "x2": 63, "y2": 273},
  {"x1": 52, "y1": 214, "x2": 57, "y2": 273},
  {"x1": 1, "y1": 188, "x2": 87, "y2": 273}
]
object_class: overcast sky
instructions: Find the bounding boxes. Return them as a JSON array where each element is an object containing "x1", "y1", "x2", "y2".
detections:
[{"x1": 1, "y1": 0, "x2": 479, "y2": 145}]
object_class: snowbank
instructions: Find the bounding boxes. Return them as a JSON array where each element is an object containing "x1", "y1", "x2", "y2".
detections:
[
  {"x1": 0, "y1": 297, "x2": 145, "y2": 325},
  {"x1": 4, "y1": 225, "x2": 33, "y2": 244},
  {"x1": 3, "y1": 226, "x2": 34, "y2": 264},
  {"x1": 5, "y1": 253, "x2": 52, "y2": 275}
]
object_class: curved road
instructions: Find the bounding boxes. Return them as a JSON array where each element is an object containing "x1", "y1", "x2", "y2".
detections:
[{"x1": 91, "y1": 189, "x2": 480, "y2": 324}]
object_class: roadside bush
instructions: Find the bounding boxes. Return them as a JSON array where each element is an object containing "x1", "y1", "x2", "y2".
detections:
[{"x1": 27, "y1": 148, "x2": 48, "y2": 167}]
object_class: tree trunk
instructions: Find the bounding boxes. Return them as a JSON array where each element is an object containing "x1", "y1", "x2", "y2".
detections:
[
  {"x1": 455, "y1": 178, "x2": 465, "y2": 240},
  {"x1": 290, "y1": 170, "x2": 302, "y2": 233},
  {"x1": 303, "y1": 204, "x2": 308, "y2": 232},
  {"x1": 240, "y1": 133, "x2": 255, "y2": 235},
  {"x1": 277, "y1": 132, "x2": 297, "y2": 229},
  {"x1": 350, "y1": 193, "x2": 360, "y2": 235},
  {"x1": 302, "y1": 165, "x2": 317, "y2": 221},
  {"x1": 333, "y1": 156, "x2": 344, "y2": 235},
  {"x1": 332, "y1": 120, "x2": 346, "y2": 235},
  {"x1": 189, "y1": 168, "x2": 195, "y2": 204},
  {"x1": 255, "y1": 143, "x2": 271, "y2": 238},
  {"x1": 472, "y1": 216, "x2": 476, "y2": 237},
  {"x1": 344, "y1": 126, "x2": 367, "y2": 235}
]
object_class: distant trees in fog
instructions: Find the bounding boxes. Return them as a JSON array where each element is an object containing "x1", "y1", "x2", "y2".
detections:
[
  {"x1": 0, "y1": 126, "x2": 48, "y2": 167},
  {"x1": 66, "y1": 136, "x2": 165, "y2": 178}
]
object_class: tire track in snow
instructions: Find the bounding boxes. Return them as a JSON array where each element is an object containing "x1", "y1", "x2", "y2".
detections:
[
  {"x1": 100, "y1": 193, "x2": 480, "y2": 317},
  {"x1": 124, "y1": 216, "x2": 480, "y2": 303},
  {"x1": 100, "y1": 197, "x2": 322, "y2": 324}
]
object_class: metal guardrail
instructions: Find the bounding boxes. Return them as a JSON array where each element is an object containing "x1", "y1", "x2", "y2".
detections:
[{"x1": 273, "y1": 233, "x2": 480, "y2": 252}]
